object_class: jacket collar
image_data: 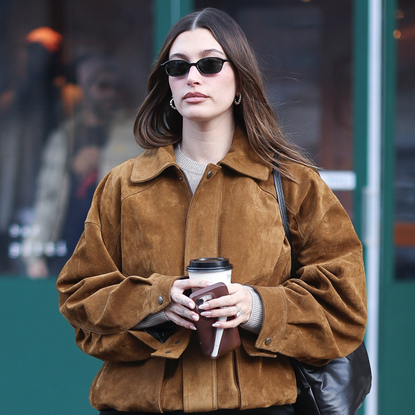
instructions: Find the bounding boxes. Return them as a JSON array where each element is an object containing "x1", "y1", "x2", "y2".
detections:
[
  {"x1": 131, "y1": 145, "x2": 177, "y2": 183},
  {"x1": 130, "y1": 127, "x2": 270, "y2": 183}
]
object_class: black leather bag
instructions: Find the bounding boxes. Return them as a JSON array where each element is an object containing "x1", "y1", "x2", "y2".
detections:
[{"x1": 273, "y1": 167, "x2": 372, "y2": 415}]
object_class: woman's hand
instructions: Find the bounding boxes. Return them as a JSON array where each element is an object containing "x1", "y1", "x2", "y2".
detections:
[
  {"x1": 164, "y1": 278, "x2": 209, "y2": 330},
  {"x1": 198, "y1": 283, "x2": 253, "y2": 328}
]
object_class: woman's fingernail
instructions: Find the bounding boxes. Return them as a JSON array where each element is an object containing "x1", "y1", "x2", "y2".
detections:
[
  {"x1": 192, "y1": 314, "x2": 199, "y2": 321},
  {"x1": 200, "y1": 311, "x2": 211, "y2": 317},
  {"x1": 212, "y1": 322, "x2": 221, "y2": 328},
  {"x1": 190, "y1": 325, "x2": 197, "y2": 331}
]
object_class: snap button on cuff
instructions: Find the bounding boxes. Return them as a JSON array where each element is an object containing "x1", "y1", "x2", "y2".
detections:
[
  {"x1": 157, "y1": 296, "x2": 163, "y2": 305},
  {"x1": 265, "y1": 337, "x2": 272, "y2": 346},
  {"x1": 206, "y1": 171, "x2": 213, "y2": 179}
]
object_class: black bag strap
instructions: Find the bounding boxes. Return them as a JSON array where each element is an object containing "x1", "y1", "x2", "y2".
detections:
[
  {"x1": 273, "y1": 168, "x2": 291, "y2": 245},
  {"x1": 273, "y1": 164, "x2": 296, "y2": 278}
]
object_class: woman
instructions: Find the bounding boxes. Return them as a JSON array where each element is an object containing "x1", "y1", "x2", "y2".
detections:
[{"x1": 57, "y1": 8, "x2": 367, "y2": 415}]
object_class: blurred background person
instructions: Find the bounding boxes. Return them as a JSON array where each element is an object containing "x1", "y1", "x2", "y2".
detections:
[
  {"x1": 23, "y1": 54, "x2": 142, "y2": 278},
  {"x1": 0, "y1": 27, "x2": 71, "y2": 273}
]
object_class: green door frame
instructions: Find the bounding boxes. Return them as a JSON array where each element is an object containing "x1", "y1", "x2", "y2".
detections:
[
  {"x1": 353, "y1": 0, "x2": 369, "y2": 240},
  {"x1": 354, "y1": 0, "x2": 415, "y2": 414},
  {"x1": 379, "y1": 1, "x2": 415, "y2": 414},
  {"x1": 352, "y1": 1, "x2": 369, "y2": 409},
  {"x1": 353, "y1": 0, "x2": 384, "y2": 411},
  {"x1": 153, "y1": 0, "x2": 194, "y2": 57}
]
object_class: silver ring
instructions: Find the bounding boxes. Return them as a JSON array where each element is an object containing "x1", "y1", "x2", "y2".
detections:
[{"x1": 236, "y1": 310, "x2": 243, "y2": 318}]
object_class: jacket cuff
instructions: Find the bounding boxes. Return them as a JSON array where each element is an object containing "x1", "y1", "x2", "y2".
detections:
[
  {"x1": 253, "y1": 286, "x2": 287, "y2": 353},
  {"x1": 149, "y1": 273, "x2": 183, "y2": 314},
  {"x1": 130, "y1": 310, "x2": 169, "y2": 330}
]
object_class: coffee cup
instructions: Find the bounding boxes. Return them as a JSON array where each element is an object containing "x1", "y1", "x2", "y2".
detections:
[
  {"x1": 187, "y1": 258, "x2": 233, "y2": 351},
  {"x1": 186, "y1": 257, "x2": 233, "y2": 285}
]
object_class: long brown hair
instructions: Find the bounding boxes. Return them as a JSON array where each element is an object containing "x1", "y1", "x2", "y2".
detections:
[{"x1": 134, "y1": 7, "x2": 316, "y2": 177}]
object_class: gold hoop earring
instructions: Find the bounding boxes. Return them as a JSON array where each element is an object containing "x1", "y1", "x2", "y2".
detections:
[
  {"x1": 234, "y1": 93, "x2": 242, "y2": 105},
  {"x1": 170, "y1": 97, "x2": 177, "y2": 110}
]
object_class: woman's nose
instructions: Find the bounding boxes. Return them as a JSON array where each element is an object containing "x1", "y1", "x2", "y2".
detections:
[{"x1": 186, "y1": 64, "x2": 202, "y2": 85}]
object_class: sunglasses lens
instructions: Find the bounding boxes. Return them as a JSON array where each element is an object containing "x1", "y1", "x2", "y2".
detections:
[
  {"x1": 163, "y1": 58, "x2": 228, "y2": 76},
  {"x1": 198, "y1": 58, "x2": 223, "y2": 74},
  {"x1": 165, "y1": 60, "x2": 189, "y2": 77}
]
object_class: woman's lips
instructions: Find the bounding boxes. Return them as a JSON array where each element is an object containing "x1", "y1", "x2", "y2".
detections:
[{"x1": 183, "y1": 92, "x2": 208, "y2": 103}]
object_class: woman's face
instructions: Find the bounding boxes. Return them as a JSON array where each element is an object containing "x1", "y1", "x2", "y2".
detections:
[{"x1": 167, "y1": 28, "x2": 237, "y2": 127}]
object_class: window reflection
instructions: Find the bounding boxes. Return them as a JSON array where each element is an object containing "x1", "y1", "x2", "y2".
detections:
[
  {"x1": 394, "y1": 0, "x2": 415, "y2": 280},
  {"x1": 0, "y1": 0, "x2": 152, "y2": 276},
  {"x1": 0, "y1": 0, "x2": 362, "y2": 277}
]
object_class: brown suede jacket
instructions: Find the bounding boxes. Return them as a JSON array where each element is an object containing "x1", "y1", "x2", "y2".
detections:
[{"x1": 57, "y1": 128, "x2": 367, "y2": 413}]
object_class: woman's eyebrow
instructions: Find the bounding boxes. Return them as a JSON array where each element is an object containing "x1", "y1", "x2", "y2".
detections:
[
  {"x1": 169, "y1": 49, "x2": 225, "y2": 60},
  {"x1": 201, "y1": 48, "x2": 225, "y2": 57},
  {"x1": 169, "y1": 52, "x2": 187, "y2": 60}
]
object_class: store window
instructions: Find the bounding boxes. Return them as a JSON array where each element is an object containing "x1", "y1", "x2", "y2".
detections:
[
  {"x1": 0, "y1": 0, "x2": 153, "y2": 276},
  {"x1": 0, "y1": 0, "x2": 356, "y2": 278},
  {"x1": 394, "y1": 0, "x2": 415, "y2": 280}
]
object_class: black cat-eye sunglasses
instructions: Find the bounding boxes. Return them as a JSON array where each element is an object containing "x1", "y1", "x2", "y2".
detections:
[{"x1": 161, "y1": 57, "x2": 231, "y2": 77}]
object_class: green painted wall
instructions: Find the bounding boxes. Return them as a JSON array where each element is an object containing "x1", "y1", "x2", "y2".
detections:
[{"x1": 0, "y1": 278, "x2": 101, "y2": 414}]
